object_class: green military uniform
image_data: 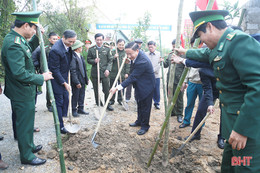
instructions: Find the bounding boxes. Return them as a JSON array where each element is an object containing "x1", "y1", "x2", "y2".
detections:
[
  {"x1": 164, "y1": 52, "x2": 185, "y2": 117},
  {"x1": 87, "y1": 45, "x2": 113, "y2": 105},
  {"x1": 1, "y1": 11, "x2": 44, "y2": 163},
  {"x1": 82, "y1": 47, "x2": 92, "y2": 81},
  {"x1": 187, "y1": 10, "x2": 260, "y2": 172},
  {"x1": 110, "y1": 48, "x2": 130, "y2": 104}
]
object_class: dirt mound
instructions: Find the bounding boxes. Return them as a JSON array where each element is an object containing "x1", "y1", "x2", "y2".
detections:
[{"x1": 63, "y1": 121, "x2": 221, "y2": 173}]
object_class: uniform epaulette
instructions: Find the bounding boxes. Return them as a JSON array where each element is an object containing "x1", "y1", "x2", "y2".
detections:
[
  {"x1": 226, "y1": 32, "x2": 236, "y2": 41},
  {"x1": 89, "y1": 45, "x2": 96, "y2": 49},
  {"x1": 14, "y1": 36, "x2": 21, "y2": 44}
]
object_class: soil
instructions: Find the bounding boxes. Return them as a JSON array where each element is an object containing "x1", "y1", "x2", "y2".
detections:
[{"x1": 61, "y1": 98, "x2": 223, "y2": 173}]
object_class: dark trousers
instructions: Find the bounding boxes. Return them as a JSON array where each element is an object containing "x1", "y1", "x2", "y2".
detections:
[
  {"x1": 110, "y1": 78, "x2": 123, "y2": 104},
  {"x1": 11, "y1": 100, "x2": 36, "y2": 163},
  {"x1": 169, "y1": 84, "x2": 184, "y2": 116},
  {"x1": 136, "y1": 91, "x2": 154, "y2": 131},
  {"x1": 221, "y1": 139, "x2": 260, "y2": 173},
  {"x1": 91, "y1": 77, "x2": 110, "y2": 105},
  {"x1": 153, "y1": 78, "x2": 160, "y2": 105},
  {"x1": 126, "y1": 84, "x2": 132, "y2": 101},
  {"x1": 71, "y1": 83, "x2": 85, "y2": 112},
  {"x1": 46, "y1": 85, "x2": 51, "y2": 108},
  {"x1": 54, "y1": 89, "x2": 69, "y2": 128},
  {"x1": 12, "y1": 111, "x2": 17, "y2": 139}
]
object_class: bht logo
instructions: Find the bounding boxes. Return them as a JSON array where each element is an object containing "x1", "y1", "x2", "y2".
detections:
[{"x1": 231, "y1": 156, "x2": 252, "y2": 166}]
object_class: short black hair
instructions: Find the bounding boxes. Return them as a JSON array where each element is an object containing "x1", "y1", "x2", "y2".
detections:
[
  {"x1": 147, "y1": 41, "x2": 156, "y2": 46},
  {"x1": 48, "y1": 32, "x2": 57, "y2": 38},
  {"x1": 195, "y1": 20, "x2": 227, "y2": 38},
  {"x1": 14, "y1": 19, "x2": 35, "y2": 28},
  {"x1": 63, "y1": 30, "x2": 77, "y2": 39},
  {"x1": 117, "y1": 39, "x2": 125, "y2": 44},
  {"x1": 125, "y1": 42, "x2": 139, "y2": 51},
  {"x1": 95, "y1": 33, "x2": 104, "y2": 40}
]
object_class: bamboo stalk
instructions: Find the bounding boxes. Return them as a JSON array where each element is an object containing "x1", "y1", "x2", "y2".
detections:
[
  {"x1": 32, "y1": 1, "x2": 66, "y2": 172},
  {"x1": 147, "y1": 0, "x2": 216, "y2": 167}
]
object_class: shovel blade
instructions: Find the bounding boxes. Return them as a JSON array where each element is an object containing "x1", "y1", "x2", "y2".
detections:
[
  {"x1": 91, "y1": 132, "x2": 100, "y2": 148},
  {"x1": 65, "y1": 124, "x2": 80, "y2": 134},
  {"x1": 122, "y1": 101, "x2": 129, "y2": 111},
  {"x1": 171, "y1": 144, "x2": 185, "y2": 157}
]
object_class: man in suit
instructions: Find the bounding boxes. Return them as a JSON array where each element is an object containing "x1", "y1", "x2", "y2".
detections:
[
  {"x1": 48, "y1": 30, "x2": 77, "y2": 134},
  {"x1": 87, "y1": 33, "x2": 114, "y2": 111},
  {"x1": 1, "y1": 11, "x2": 53, "y2": 165},
  {"x1": 32, "y1": 32, "x2": 59, "y2": 112},
  {"x1": 175, "y1": 10, "x2": 260, "y2": 172},
  {"x1": 70, "y1": 40, "x2": 89, "y2": 117},
  {"x1": 110, "y1": 42, "x2": 155, "y2": 135}
]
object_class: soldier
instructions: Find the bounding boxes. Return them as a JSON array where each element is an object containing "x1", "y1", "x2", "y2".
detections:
[
  {"x1": 32, "y1": 32, "x2": 59, "y2": 112},
  {"x1": 164, "y1": 39, "x2": 185, "y2": 123},
  {"x1": 110, "y1": 41, "x2": 115, "y2": 51},
  {"x1": 1, "y1": 11, "x2": 53, "y2": 165},
  {"x1": 175, "y1": 10, "x2": 260, "y2": 172},
  {"x1": 110, "y1": 39, "x2": 130, "y2": 105},
  {"x1": 87, "y1": 33, "x2": 114, "y2": 111},
  {"x1": 82, "y1": 39, "x2": 92, "y2": 80}
]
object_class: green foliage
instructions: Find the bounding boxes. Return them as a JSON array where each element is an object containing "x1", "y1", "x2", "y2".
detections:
[
  {"x1": 130, "y1": 11, "x2": 151, "y2": 51},
  {"x1": 221, "y1": 0, "x2": 241, "y2": 24},
  {"x1": 0, "y1": 0, "x2": 16, "y2": 82},
  {"x1": 41, "y1": 0, "x2": 96, "y2": 42}
]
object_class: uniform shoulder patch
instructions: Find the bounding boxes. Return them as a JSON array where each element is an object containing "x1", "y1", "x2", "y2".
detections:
[
  {"x1": 14, "y1": 36, "x2": 21, "y2": 44},
  {"x1": 226, "y1": 32, "x2": 236, "y2": 41}
]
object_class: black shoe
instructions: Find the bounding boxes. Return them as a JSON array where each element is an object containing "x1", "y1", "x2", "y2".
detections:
[
  {"x1": 177, "y1": 115, "x2": 183, "y2": 123},
  {"x1": 22, "y1": 157, "x2": 46, "y2": 166},
  {"x1": 217, "y1": 137, "x2": 225, "y2": 149},
  {"x1": 184, "y1": 135, "x2": 201, "y2": 142},
  {"x1": 60, "y1": 127, "x2": 68, "y2": 134},
  {"x1": 109, "y1": 101, "x2": 115, "y2": 105},
  {"x1": 107, "y1": 104, "x2": 114, "y2": 111},
  {"x1": 72, "y1": 111, "x2": 79, "y2": 117},
  {"x1": 47, "y1": 107, "x2": 53, "y2": 112},
  {"x1": 32, "y1": 145, "x2": 42, "y2": 153},
  {"x1": 179, "y1": 123, "x2": 190, "y2": 128},
  {"x1": 154, "y1": 104, "x2": 160, "y2": 110},
  {"x1": 137, "y1": 129, "x2": 148, "y2": 135},
  {"x1": 77, "y1": 110, "x2": 89, "y2": 115},
  {"x1": 0, "y1": 136, "x2": 3, "y2": 141},
  {"x1": 129, "y1": 122, "x2": 141, "y2": 127},
  {"x1": 118, "y1": 101, "x2": 122, "y2": 105}
]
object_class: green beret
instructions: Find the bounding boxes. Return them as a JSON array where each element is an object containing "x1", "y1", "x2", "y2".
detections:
[
  {"x1": 12, "y1": 11, "x2": 42, "y2": 24},
  {"x1": 189, "y1": 10, "x2": 229, "y2": 38},
  {"x1": 72, "y1": 40, "x2": 84, "y2": 50},
  {"x1": 103, "y1": 42, "x2": 109, "y2": 46}
]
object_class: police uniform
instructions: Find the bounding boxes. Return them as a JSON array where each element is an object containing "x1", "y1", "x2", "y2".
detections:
[
  {"x1": 1, "y1": 11, "x2": 45, "y2": 164},
  {"x1": 87, "y1": 44, "x2": 113, "y2": 106},
  {"x1": 186, "y1": 10, "x2": 260, "y2": 172},
  {"x1": 110, "y1": 48, "x2": 130, "y2": 104}
]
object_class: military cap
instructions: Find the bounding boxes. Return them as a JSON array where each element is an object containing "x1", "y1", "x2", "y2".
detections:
[
  {"x1": 12, "y1": 11, "x2": 42, "y2": 24},
  {"x1": 189, "y1": 10, "x2": 229, "y2": 39},
  {"x1": 85, "y1": 39, "x2": 92, "y2": 44},
  {"x1": 72, "y1": 40, "x2": 84, "y2": 50},
  {"x1": 103, "y1": 42, "x2": 109, "y2": 46},
  {"x1": 110, "y1": 42, "x2": 115, "y2": 46},
  {"x1": 134, "y1": 38, "x2": 143, "y2": 43}
]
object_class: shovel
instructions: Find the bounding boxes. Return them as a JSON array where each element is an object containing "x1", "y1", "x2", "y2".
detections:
[
  {"x1": 91, "y1": 56, "x2": 127, "y2": 148},
  {"x1": 171, "y1": 110, "x2": 212, "y2": 157},
  {"x1": 115, "y1": 48, "x2": 128, "y2": 111},
  {"x1": 65, "y1": 72, "x2": 80, "y2": 134}
]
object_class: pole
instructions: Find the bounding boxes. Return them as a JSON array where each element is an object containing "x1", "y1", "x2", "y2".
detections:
[
  {"x1": 147, "y1": 0, "x2": 216, "y2": 167},
  {"x1": 32, "y1": 1, "x2": 66, "y2": 172}
]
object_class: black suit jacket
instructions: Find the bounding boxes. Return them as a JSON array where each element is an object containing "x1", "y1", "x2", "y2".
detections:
[
  {"x1": 70, "y1": 52, "x2": 89, "y2": 86},
  {"x1": 48, "y1": 39, "x2": 72, "y2": 94},
  {"x1": 121, "y1": 51, "x2": 155, "y2": 101}
]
